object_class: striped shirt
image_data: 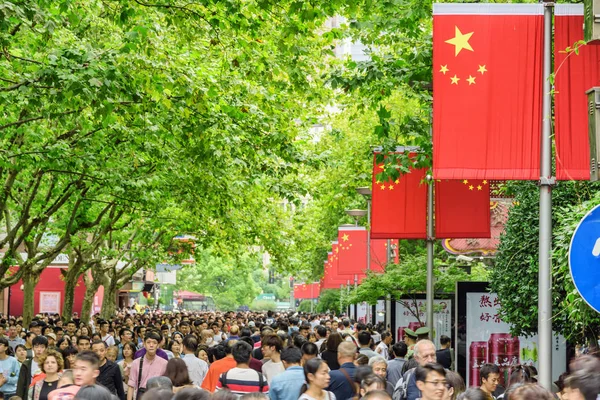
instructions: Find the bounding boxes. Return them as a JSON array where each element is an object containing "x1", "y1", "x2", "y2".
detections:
[{"x1": 215, "y1": 367, "x2": 269, "y2": 397}]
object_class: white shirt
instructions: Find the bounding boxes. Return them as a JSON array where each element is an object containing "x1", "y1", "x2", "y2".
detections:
[
  {"x1": 181, "y1": 353, "x2": 209, "y2": 386},
  {"x1": 376, "y1": 341, "x2": 389, "y2": 359},
  {"x1": 102, "y1": 334, "x2": 116, "y2": 347}
]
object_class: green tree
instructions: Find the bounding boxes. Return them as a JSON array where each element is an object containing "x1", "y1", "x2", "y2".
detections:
[
  {"x1": 316, "y1": 289, "x2": 343, "y2": 314},
  {"x1": 178, "y1": 249, "x2": 262, "y2": 311},
  {"x1": 490, "y1": 181, "x2": 600, "y2": 344},
  {"x1": 348, "y1": 247, "x2": 489, "y2": 323}
]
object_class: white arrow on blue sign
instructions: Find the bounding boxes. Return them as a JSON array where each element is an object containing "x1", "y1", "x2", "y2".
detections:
[{"x1": 569, "y1": 204, "x2": 600, "y2": 313}]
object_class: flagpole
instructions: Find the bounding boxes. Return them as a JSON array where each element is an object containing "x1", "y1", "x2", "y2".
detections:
[
  {"x1": 538, "y1": 0, "x2": 554, "y2": 391},
  {"x1": 426, "y1": 176, "x2": 434, "y2": 336}
]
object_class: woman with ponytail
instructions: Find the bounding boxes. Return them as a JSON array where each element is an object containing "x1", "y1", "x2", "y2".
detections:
[{"x1": 299, "y1": 358, "x2": 336, "y2": 400}]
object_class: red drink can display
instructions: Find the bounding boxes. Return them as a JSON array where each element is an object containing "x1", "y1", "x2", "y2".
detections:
[
  {"x1": 488, "y1": 333, "x2": 520, "y2": 387},
  {"x1": 469, "y1": 341, "x2": 488, "y2": 387}
]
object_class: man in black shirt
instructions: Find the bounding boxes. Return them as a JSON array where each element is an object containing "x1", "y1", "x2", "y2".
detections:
[
  {"x1": 435, "y1": 335, "x2": 453, "y2": 370},
  {"x1": 92, "y1": 340, "x2": 126, "y2": 400}
]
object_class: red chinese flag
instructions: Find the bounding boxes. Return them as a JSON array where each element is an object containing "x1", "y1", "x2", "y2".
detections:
[
  {"x1": 294, "y1": 283, "x2": 321, "y2": 299},
  {"x1": 435, "y1": 179, "x2": 491, "y2": 238},
  {"x1": 370, "y1": 239, "x2": 388, "y2": 272},
  {"x1": 555, "y1": 5, "x2": 600, "y2": 180},
  {"x1": 433, "y1": 4, "x2": 544, "y2": 180},
  {"x1": 369, "y1": 239, "x2": 399, "y2": 272},
  {"x1": 371, "y1": 155, "x2": 427, "y2": 239},
  {"x1": 337, "y1": 226, "x2": 368, "y2": 275},
  {"x1": 321, "y1": 246, "x2": 347, "y2": 289}
]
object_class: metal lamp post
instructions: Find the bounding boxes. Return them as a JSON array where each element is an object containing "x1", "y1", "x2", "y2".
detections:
[{"x1": 356, "y1": 187, "x2": 372, "y2": 324}]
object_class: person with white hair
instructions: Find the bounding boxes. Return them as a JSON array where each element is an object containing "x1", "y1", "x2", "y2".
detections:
[
  {"x1": 369, "y1": 356, "x2": 395, "y2": 396},
  {"x1": 392, "y1": 340, "x2": 437, "y2": 400}
]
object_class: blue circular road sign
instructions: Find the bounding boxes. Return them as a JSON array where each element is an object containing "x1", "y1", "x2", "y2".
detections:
[{"x1": 569, "y1": 204, "x2": 600, "y2": 313}]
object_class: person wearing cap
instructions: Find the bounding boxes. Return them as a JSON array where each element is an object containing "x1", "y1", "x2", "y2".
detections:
[
  {"x1": 404, "y1": 329, "x2": 418, "y2": 358},
  {"x1": 415, "y1": 327, "x2": 430, "y2": 341},
  {"x1": 46, "y1": 333, "x2": 57, "y2": 348}
]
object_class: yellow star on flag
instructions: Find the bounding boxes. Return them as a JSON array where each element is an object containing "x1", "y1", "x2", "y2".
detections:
[
  {"x1": 440, "y1": 65, "x2": 449, "y2": 75},
  {"x1": 380, "y1": 184, "x2": 385, "y2": 190},
  {"x1": 462, "y1": 179, "x2": 468, "y2": 185},
  {"x1": 395, "y1": 179, "x2": 400, "y2": 184},
  {"x1": 478, "y1": 65, "x2": 487, "y2": 74},
  {"x1": 477, "y1": 185, "x2": 482, "y2": 190},
  {"x1": 388, "y1": 185, "x2": 394, "y2": 190},
  {"x1": 335, "y1": 247, "x2": 339, "y2": 253},
  {"x1": 445, "y1": 26, "x2": 474, "y2": 56},
  {"x1": 450, "y1": 75, "x2": 460, "y2": 85},
  {"x1": 467, "y1": 75, "x2": 476, "y2": 85},
  {"x1": 379, "y1": 165, "x2": 385, "y2": 169},
  {"x1": 483, "y1": 180, "x2": 488, "y2": 184},
  {"x1": 469, "y1": 185, "x2": 474, "y2": 190},
  {"x1": 342, "y1": 234, "x2": 349, "y2": 242}
]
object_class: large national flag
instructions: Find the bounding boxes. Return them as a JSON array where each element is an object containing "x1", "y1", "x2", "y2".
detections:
[
  {"x1": 294, "y1": 282, "x2": 321, "y2": 299},
  {"x1": 371, "y1": 155, "x2": 427, "y2": 239},
  {"x1": 554, "y1": 4, "x2": 600, "y2": 180},
  {"x1": 433, "y1": 3, "x2": 544, "y2": 180},
  {"x1": 337, "y1": 226, "x2": 368, "y2": 275},
  {"x1": 435, "y1": 179, "x2": 491, "y2": 238}
]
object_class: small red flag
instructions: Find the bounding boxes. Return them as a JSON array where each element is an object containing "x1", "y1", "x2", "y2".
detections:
[
  {"x1": 554, "y1": 5, "x2": 600, "y2": 180},
  {"x1": 433, "y1": 4, "x2": 544, "y2": 180},
  {"x1": 371, "y1": 155, "x2": 427, "y2": 239},
  {"x1": 435, "y1": 180, "x2": 491, "y2": 238}
]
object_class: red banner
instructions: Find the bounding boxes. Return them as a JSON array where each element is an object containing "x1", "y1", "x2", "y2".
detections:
[
  {"x1": 370, "y1": 239, "x2": 400, "y2": 272},
  {"x1": 554, "y1": 6, "x2": 600, "y2": 180},
  {"x1": 371, "y1": 155, "x2": 427, "y2": 239},
  {"x1": 435, "y1": 180, "x2": 491, "y2": 238},
  {"x1": 294, "y1": 282, "x2": 321, "y2": 299},
  {"x1": 433, "y1": 4, "x2": 544, "y2": 180}
]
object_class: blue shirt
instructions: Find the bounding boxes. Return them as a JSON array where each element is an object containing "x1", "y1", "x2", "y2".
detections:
[
  {"x1": 0, "y1": 356, "x2": 21, "y2": 394},
  {"x1": 327, "y1": 362, "x2": 356, "y2": 400},
  {"x1": 270, "y1": 366, "x2": 305, "y2": 400}
]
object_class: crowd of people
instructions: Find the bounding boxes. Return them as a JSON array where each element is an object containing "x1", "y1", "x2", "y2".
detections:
[{"x1": 0, "y1": 310, "x2": 596, "y2": 400}]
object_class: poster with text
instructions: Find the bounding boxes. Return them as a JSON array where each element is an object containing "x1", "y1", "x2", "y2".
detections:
[
  {"x1": 466, "y1": 292, "x2": 566, "y2": 388},
  {"x1": 395, "y1": 299, "x2": 452, "y2": 348}
]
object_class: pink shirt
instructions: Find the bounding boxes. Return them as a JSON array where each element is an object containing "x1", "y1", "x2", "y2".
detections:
[{"x1": 127, "y1": 355, "x2": 168, "y2": 390}]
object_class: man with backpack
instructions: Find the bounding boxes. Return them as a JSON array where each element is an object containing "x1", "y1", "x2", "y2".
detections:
[
  {"x1": 215, "y1": 341, "x2": 269, "y2": 396},
  {"x1": 393, "y1": 340, "x2": 437, "y2": 400}
]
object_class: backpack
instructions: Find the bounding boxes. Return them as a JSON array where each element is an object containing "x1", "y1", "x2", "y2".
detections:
[
  {"x1": 221, "y1": 369, "x2": 266, "y2": 393},
  {"x1": 392, "y1": 368, "x2": 415, "y2": 400}
]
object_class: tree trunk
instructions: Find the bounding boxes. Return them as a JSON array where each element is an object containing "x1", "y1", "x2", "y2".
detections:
[
  {"x1": 101, "y1": 275, "x2": 118, "y2": 320},
  {"x1": 22, "y1": 270, "x2": 40, "y2": 326},
  {"x1": 80, "y1": 273, "x2": 101, "y2": 325},
  {"x1": 62, "y1": 258, "x2": 85, "y2": 322},
  {"x1": 62, "y1": 272, "x2": 78, "y2": 322}
]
